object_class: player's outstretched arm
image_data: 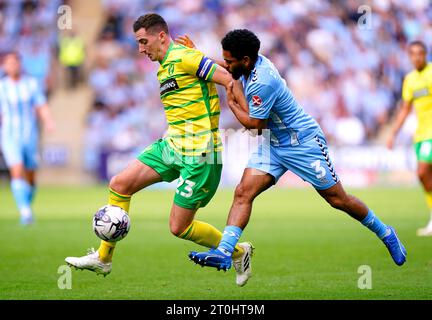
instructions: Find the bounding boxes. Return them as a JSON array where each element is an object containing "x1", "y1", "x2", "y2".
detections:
[
  {"x1": 175, "y1": 34, "x2": 228, "y2": 68},
  {"x1": 175, "y1": 35, "x2": 196, "y2": 49},
  {"x1": 176, "y1": 35, "x2": 253, "y2": 124},
  {"x1": 386, "y1": 100, "x2": 412, "y2": 149},
  {"x1": 230, "y1": 80, "x2": 249, "y2": 113},
  {"x1": 210, "y1": 65, "x2": 251, "y2": 115},
  {"x1": 226, "y1": 82, "x2": 267, "y2": 131}
]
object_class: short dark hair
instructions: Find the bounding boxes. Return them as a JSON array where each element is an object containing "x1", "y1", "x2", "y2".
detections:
[
  {"x1": 221, "y1": 29, "x2": 260, "y2": 61},
  {"x1": 2, "y1": 50, "x2": 21, "y2": 61},
  {"x1": 133, "y1": 13, "x2": 169, "y2": 34},
  {"x1": 409, "y1": 40, "x2": 427, "y2": 52}
]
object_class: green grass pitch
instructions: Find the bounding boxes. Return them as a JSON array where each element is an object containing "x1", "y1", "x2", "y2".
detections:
[{"x1": 0, "y1": 185, "x2": 431, "y2": 299}]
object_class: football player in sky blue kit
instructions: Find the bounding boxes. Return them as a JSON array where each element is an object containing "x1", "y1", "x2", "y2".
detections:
[
  {"x1": 184, "y1": 29, "x2": 407, "y2": 285},
  {"x1": 0, "y1": 52, "x2": 55, "y2": 225}
]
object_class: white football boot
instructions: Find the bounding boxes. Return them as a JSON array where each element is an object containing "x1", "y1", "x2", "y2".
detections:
[
  {"x1": 65, "y1": 248, "x2": 112, "y2": 276},
  {"x1": 417, "y1": 226, "x2": 432, "y2": 236},
  {"x1": 233, "y1": 242, "x2": 254, "y2": 287}
]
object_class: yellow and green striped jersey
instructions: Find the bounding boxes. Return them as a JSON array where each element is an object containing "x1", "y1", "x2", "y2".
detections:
[
  {"x1": 158, "y1": 42, "x2": 222, "y2": 156},
  {"x1": 402, "y1": 62, "x2": 432, "y2": 142}
]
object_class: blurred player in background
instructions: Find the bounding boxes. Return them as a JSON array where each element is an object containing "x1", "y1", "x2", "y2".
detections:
[
  {"x1": 65, "y1": 14, "x2": 252, "y2": 282},
  {"x1": 0, "y1": 52, "x2": 55, "y2": 225},
  {"x1": 387, "y1": 41, "x2": 432, "y2": 236},
  {"x1": 182, "y1": 30, "x2": 407, "y2": 282}
]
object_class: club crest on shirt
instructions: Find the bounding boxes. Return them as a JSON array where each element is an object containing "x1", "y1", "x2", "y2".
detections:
[
  {"x1": 168, "y1": 63, "x2": 175, "y2": 76},
  {"x1": 252, "y1": 95, "x2": 262, "y2": 107}
]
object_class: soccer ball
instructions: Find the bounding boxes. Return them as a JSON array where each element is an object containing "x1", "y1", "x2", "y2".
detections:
[{"x1": 93, "y1": 205, "x2": 131, "y2": 242}]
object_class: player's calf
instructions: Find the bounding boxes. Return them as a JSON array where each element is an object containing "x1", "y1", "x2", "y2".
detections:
[{"x1": 318, "y1": 183, "x2": 407, "y2": 266}]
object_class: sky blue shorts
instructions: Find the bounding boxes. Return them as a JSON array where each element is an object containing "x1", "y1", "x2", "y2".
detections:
[
  {"x1": 1, "y1": 139, "x2": 39, "y2": 170},
  {"x1": 247, "y1": 131, "x2": 339, "y2": 190}
]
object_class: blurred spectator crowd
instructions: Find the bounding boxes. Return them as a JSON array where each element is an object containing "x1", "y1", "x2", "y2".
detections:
[
  {"x1": 86, "y1": 0, "x2": 432, "y2": 171},
  {"x1": 0, "y1": 0, "x2": 65, "y2": 94},
  {"x1": 0, "y1": 0, "x2": 66, "y2": 174},
  {"x1": 2, "y1": 0, "x2": 428, "y2": 172}
]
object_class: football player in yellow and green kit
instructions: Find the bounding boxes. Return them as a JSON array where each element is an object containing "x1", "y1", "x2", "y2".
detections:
[
  {"x1": 65, "y1": 13, "x2": 253, "y2": 284},
  {"x1": 387, "y1": 41, "x2": 432, "y2": 236}
]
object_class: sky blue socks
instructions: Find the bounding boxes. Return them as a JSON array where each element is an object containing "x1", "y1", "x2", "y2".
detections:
[
  {"x1": 217, "y1": 225, "x2": 242, "y2": 256},
  {"x1": 11, "y1": 179, "x2": 33, "y2": 219},
  {"x1": 361, "y1": 209, "x2": 389, "y2": 239}
]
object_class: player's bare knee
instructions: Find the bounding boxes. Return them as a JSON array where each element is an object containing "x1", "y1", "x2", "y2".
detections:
[
  {"x1": 417, "y1": 168, "x2": 432, "y2": 191},
  {"x1": 169, "y1": 222, "x2": 185, "y2": 237},
  {"x1": 10, "y1": 165, "x2": 25, "y2": 179},
  {"x1": 109, "y1": 175, "x2": 129, "y2": 195},
  {"x1": 423, "y1": 180, "x2": 432, "y2": 192},
  {"x1": 234, "y1": 183, "x2": 254, "y2": 205},
  {"x1": 109, "y1": 175, "x2": 119, "y2": 191},
  {"x1": 422, "y1": 181, "x2": 432, "y2": 192}
]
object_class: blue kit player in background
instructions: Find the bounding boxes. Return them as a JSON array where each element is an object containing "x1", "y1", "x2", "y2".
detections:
[
  {"x1": 185, "y1": 29, "x2": 407, "y2": 285},
  {"x1": 0, "y1": 52, "x2": 55, "y2": 225}
]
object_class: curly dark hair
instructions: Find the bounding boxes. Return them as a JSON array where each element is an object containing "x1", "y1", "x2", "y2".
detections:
[
  {"x1": 221, "y1": 29, "x2": 260, "y2": 61},
  {"x1": 133, "y1": 13, "x2": 169, "y2": 34}
]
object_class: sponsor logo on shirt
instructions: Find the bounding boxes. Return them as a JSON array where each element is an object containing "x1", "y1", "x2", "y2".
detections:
[
  {"x1": 160, "y1": 78, "x2": 179, "y2": 96},
  {"x1": 413, "y1": 87, "x2": 429, "y2": 99}
]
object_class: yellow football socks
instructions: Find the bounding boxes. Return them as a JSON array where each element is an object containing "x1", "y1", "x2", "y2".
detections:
[
  {"x1": 179, "y1": 220, "x2": 244, "y2": 259},
  {"x1": 98, "y1": 189, "x2": 131, "y2": 263},
  {"x1": 97, "y1": 189, "x2": 245, "y2": 262},
  {"x1": 425, "y1": 191, "x2": 432, "y2": 223},
  {"x1": 98, "y1": 241, "x2": 116, "y2": 263},
  {"x1": 425, "y1": 191, "x2": 432, "y2": 210},
  {"x1": 107, "y1": 188, "x2": 131, "y2": 212}
]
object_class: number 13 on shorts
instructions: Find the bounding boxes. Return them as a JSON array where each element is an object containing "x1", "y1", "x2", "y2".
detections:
[{"x1": 176, "y1": 176, "x2": 196, "y2": 198}]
